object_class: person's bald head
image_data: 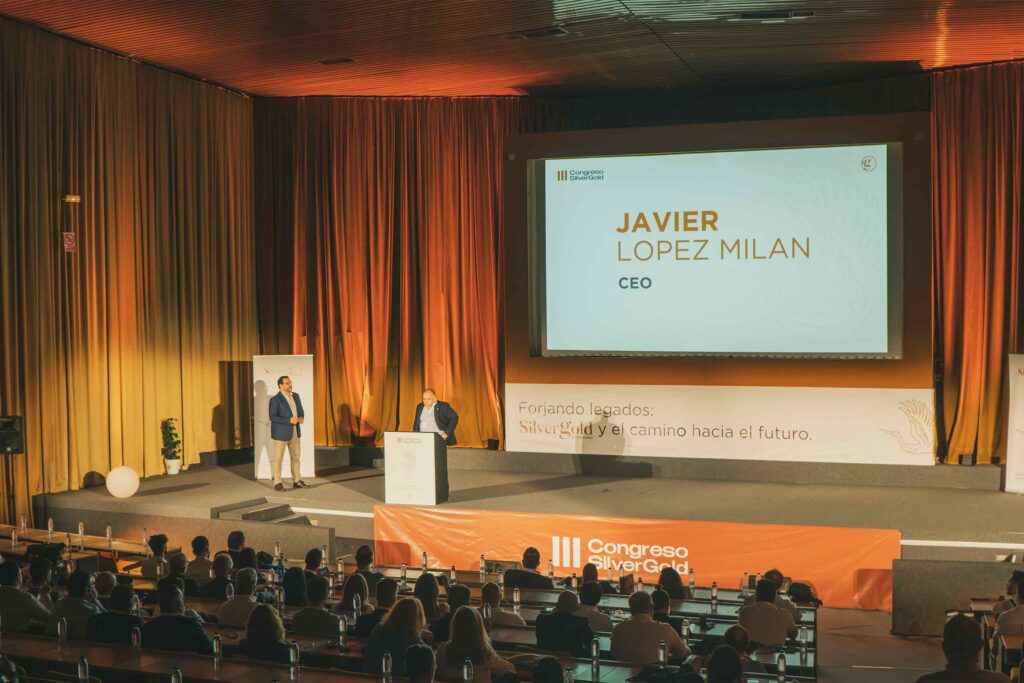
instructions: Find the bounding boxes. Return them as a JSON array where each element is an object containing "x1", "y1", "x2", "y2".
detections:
[
  {"x1": 422, "y1": 389, "x2": 437, "y2": 407},
  {"x1": 942, "y1": 614, "x2": 984, "y2": 665},
  {"x1": 555, "y1": 590, "x2": 579, "y2": 613},
  {"x1": 629, "y1": 590, "x2": 653, "y2": 615}
]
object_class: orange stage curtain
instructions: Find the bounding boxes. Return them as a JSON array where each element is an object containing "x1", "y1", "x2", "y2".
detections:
[
  {"x1": 0, "y1": 18, "x2": 256, "y2": 524},
  {"x1": 932, "y1": 61, "x2": 1024, "y2": 464}
]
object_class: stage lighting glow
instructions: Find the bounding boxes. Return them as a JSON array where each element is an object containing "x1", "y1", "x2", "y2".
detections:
[{"x1": 106, "y1": 466, "x2": 140, "y2": 498}]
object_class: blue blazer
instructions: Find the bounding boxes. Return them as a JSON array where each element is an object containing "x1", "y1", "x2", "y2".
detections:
[
  {"x1": 413, "y1": 400, "x2": 458, "y2": 445},
  {"x1": 269, "y1": 391, "x2": 305, "y2": 441}
]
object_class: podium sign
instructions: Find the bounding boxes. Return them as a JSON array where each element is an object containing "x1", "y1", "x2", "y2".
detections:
[
  {"x1": 253, "y1": 355, "x2": 315, "y2": 481},
  {"x1": 1007, "y1": 355, "x2": 1024, "y2": 494},
  {"x1": 384, "y1": 432, "x2": 449, "y2": 505}
]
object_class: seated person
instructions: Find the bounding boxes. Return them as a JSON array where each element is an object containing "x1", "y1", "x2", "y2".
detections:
[
  {"x1": 611, "y1": 590, "x2": 689, "y2": 664},
  {"x1": 338, "y1": 572, "x2": 375, "y2": 617},
  {"x1": 93, "y1": 571, "x2": 118, "y2": 609},
  {"x1": 582, "y1": 562, "x2": 618, "y2": 594},
  {"x1": 532, "y1": 657, "x2": 566, "y2": 683},
  {"x1": 737, "y1": 579, "x2": 797, "y2": 647},
  {"x1": 26, "y1": 558, "x2": 60, "y2": 611},
  {"x1": 722, "y1": 625, "x2": 765, "y2": 674},
  {"x1": 46, "y1": 570, "x2": 104, "y2": 640},
  {"x1": 436, "y1": 606, "x2": 516, "y2": 682},
  {"x1": 199, "y1": 552, "x2": 234, "y2": 599},
  {"x1": 186, "y1": 535, "x2": 213, "y2": 585},
  {"x1": 86, "y1": 584, "x2": 144, "y2": 643},
  {"x1": 291, "y1": 575, "x2": 342, "y2": 637},
  {"x1": 650, "y1": 588, "x2": 681, "y2": 631},
  {"x1": 226, "y1": 530, "x2": 247, "y2": 566},
  {"x1": 414, "y1": 573, "x2": 448, "y2": 620},
  {"x1": 914, "y1": 614, "x2": 1009, "y2": 682},
  {"x1": 283, "y1": 567, "x2": 307, "y2": 606},
  {"x1": 997, "y1": 578, "x2": 1024, "y2": 635},
  {"x1": 705, "y1": 644, "x2": 744, "y2": 683},
  {"x1": 405, "y1": 643, "x2": 437, "y2": 683},
  {"x1": 743, "y1": 569, "x2": 801, "y2": 622},
  {"x1": 0, "y1": 560, "x2": 50, "y2": 633},
  {"x1": 142, "y1": 585, "x2": 214, "y2": 655},
  {"x1": 657, "y1": 567, "x2": 693, "y2": 600},
  {"x1": 355, "y1": 577, "x2": 398, "y2": 638},
  {"x1": 158, "y1": 553, "x2": 201, "y2": 597},
  {"x1": 576, "y1": 581, "x2": 613, "y2": 632},
  {"x1": 217, "y1": 568, "x2": 260, "y2": 627},
  {"x1": 481, "y1": 581, "x2": 526, "y2": 627},
  {"x1": 536, "y1": 591, "x2": 593, "y2": 657},
  {"x1": 503, "y1": 547, "x2": 554, "y2": 590},
  {"x1": 140, "y1": 534, "x2": 170, "y2": 579},
  {"x1": 430, "y1": 583, "x2": 470, "y2": 642},
  {"x1": 364, "y1": 597, "x2": 428, "y2": 676},
  {"x1": 237, "y1": 604, "x2": 292, "y2": 664},
  {"x1": 304, "y1": 547, "x2": 324, "y2": 580},
  {"x1": 354, "y1": 544, "x2": 385, "y2": 591}
]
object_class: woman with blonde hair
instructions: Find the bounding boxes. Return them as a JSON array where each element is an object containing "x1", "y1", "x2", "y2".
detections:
[
  {"x1": 414, "y1": 573, "x2": 449, "y2": 620},
  {"x1": 238, "y1": 604, "x2": 292, "y2": 664},
  {"x1": 337, "y1": 572, "x2": 374, "y2": 615},
  {"x1": 364, "y1": 597, "x2": 428, "y2": 675},
  {"x1": 436, "y1": 606, "x2": 515, "y2": 681}
]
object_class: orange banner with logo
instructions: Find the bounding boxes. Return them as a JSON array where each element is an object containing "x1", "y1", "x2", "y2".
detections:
[{"x1": 373, "y1": 505, "x2": 899, "y2": 611}]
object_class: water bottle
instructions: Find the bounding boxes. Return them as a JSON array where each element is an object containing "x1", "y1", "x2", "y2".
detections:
[
  {"x1": 590, "y1": 636, "x2": 600, "y2": 667},
  {"x1": 637, "y1": 577, "x2": 644, "y2": 593},
  {"x1": 776, "y1": 654, "x2": 786, "y2": 682},
  {"x1": 131, "y1": 626, "x2": 141, "y2": 651},
  {"x1": 548, "y1": 560, "x2": 554, "y2": 579},
  {"x1": 170, "y1": 668, "x2": 183, "y2": 683},
  {"x1": 498, "y1": 571, "x2": 504, "y2": 590},
  {"x1": 142, "y1": 527, "x2": 148, "y2": 550},
  {"x1": 382, "y1": 651, "x2": 393, "y2": 682},
  {"x1": 156, "y1": 561, "x2": 165, "y2": 578},
  {"x1": 570, "y1": 573, "x2": 578, "y2": 590},
  {"x1": 77, "y1": 521, "x2": 85, "y2": 548},
  {"x1": 688, "y1": 568, "x2": 695, "y2": 590},
  {"x1": 276, "y1": 554, "x2": 285, "y2": 585},
  {"x1": 451, "y1": 565, "x2": 457, "y2": 584},
  {"x1": 711, "y1": 581, "x2": 719, "y2": 612},
  {"x1": 606, "y1": 565, "x2": 612, "y2": 582},
  {"x1": 479, "y1": 554, "x2": 486, "y2": 581},
  {"x1": 401, "y1": 563, "x2": 408, "y2": 586},
  {"x1": 741, "y1": 572, "x2": 749, "y2": 596},
  {"x1": 77, "y1": 656, "x2": 89, "y2": 681},
  {"x1": 680, "y1": 619, "x2": 690, "y2": 646},
  {"x1": 289, "y1": 641, "x2": 300, "y2": 665},
  {"x1": 209, "y1": 566, "x2": 216, "y2": 580},
  {"x1": 20, "y1": 514, "x2": 26, "y2": 532},
  {"x1": 338, "y1": 614, "x2": 348, "y2": 648},
  {"x1": 353, "y1": 591, "x2": 362, "y2": 619},
  {"x1": 658, "y1": 640, "x2": 667, "y2": 666},
  {"x1": 131, "y1": 594, "x2": 141, "y2": 616},
  {"x1": 321, "y1": 544, "x2": 328, "y2": 564},
  {"x1": 513, "y1": 587, "x2": 521, "y2": 607},
  {"x1": 421, "y1": 551, "x2": 428, "y2": 572},
  {"x1": 328, "y1": 573, "x2": 335, "y2": 591},
  {"x1": 47, "y1": 517, "x2": 54, "y2": 540},
  {"x1": 105, "y1": 524, "x2": 112, "y2": 547},
  {"x1": 462, "y1": 658, "x2": 474, "y2": 682},
  {"x1": 213, "y1": 634, "x2": 222, "y2": 658},
  {"x1": 274, "y1": 541, "x2": 281, "y2": 558},
  {"x1": 226, "y1": 582, "x2": 235, "y2": 599},
  {"x1": 564, "y1": 665, "x2": 575, "y2": 683},
  {"x1": 337, "y1": 560, "x2": 343, "y2": 574},
  {"x1": 11, "y1": 528, "x2": 17, "y2": 548},
  {"x1": 57, "y1": 617, "x2": 68, "y2": 647}
]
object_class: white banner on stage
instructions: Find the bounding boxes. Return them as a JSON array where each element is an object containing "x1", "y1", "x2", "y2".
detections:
[
  {"x1": 505, "y1": 383, "x2": 935, "y2": 466},
  {"x1": 253, "y1": 355, "x2": 315, "y2": 481},
  {"x1": 1006, "y1": 355, "x2": 1024, "y2": 493}
]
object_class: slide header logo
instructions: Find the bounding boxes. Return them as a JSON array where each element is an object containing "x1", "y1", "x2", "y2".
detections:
[{"x1": 556, "y1": 169, "x2": 605, "y2": 182}]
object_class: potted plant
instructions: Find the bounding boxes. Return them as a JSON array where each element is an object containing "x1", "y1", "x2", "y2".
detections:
[{"x1": 160, "y1": 418, "x2": 182, "y2": 475}]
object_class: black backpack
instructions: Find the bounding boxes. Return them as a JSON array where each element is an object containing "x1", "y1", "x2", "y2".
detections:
[{"x1": 788, "y1": 582, "x2": 822, "y2": 606}]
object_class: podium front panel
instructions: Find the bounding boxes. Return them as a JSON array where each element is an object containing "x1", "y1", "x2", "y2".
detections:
[{"x1": 384, "y1": 432, "x2": 446, "y2": 505}]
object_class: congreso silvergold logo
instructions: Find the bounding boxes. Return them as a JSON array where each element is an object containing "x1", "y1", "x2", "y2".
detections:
[{"x1": 556, "y1": 169, "x2": 605, "y2": 182}]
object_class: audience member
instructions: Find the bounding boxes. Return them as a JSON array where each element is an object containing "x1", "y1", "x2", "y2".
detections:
[
  {"x1": 158, "y1": 553, "x2": 201, "y2": 597},
  {"x1": 657, "y1": 566, "x2": 693, "y2": 600},
  {"x1": 436, "y1": 606, "x2": 516, "y2": 682},
  {"x1": 405, "y1": 643, "x2": 437, "y2": 683},
  {"x1": 753, "y1": 569, "x2": 801, "y2": 621},
  {"x1": 997, "y1": 578, "x2": 1024, "y2": 635},
  {"x1": 226, "y1": 530, "x2": 246, "y2": 566},
  {"x1": 705, "y1": 644, "x2": 744, "y2": 683},
  {"x1": 503, "y1": 547, "x2": 554, "y2": 590},
  {"x1": 722, "y1": 625, "x2": 765, "y2": 674},
  {"x1": 531, "y1": 656, "x2": 565, "y2": 683},
  {"x1": 0, "y1": 560, "x2": 49, "y2": 633},
  {"x1": 45, "y1": 570, "x2": 104, "y2": 640},
  {"x1": 364, "y1": 597, "x2": 428, "y2": 676},
  {"x1": 140, "y1": 534, "x2": 170, "y2": 578},
  {"x1": 611, "y1": 590, "x2": 689, "y2": 664},
  {"x1": 536, "y1": 591, "x2": 593, "y2": 657},
  {"x1": 576, "y1": 581, "x2": 613, "y2": 632},
  {"x1": 338, "y1": 571, "x2": 374, "y2": 616},
  {"x1": 283, "y1": 566, "x2": 308, "y2": 606},
  {"x1": 914, "y1": 614, "x2": 1009, "y2": 682},
  {"x1": 480, "y1": 581, "x2": 526, "y2": 627},
  {"x1": 86, "y1": 584, "x2": 144, "y2": 644},
  {"x1": 237, "y1": 604, "x2": 292, "y2": 664},
  {"x1": 218, "y1": 567, "x2": 260, "y2": 627},
  {"x1": 430, "y1": 583, "x2": 470, "y2": 642},
  {"x1": 199, "y1": 553, "x2": 234, "y2": 599},
  {"x1": 651, "y1": 588, "x2": 682, "y2": 632},
  {"x1": 304, "y1": 548, "x2": 324, "y2": 580},
  {"x1": 186, "y1": 535, "x2": 213, "y2": 584},
  {"x1": 414, "y1": 572, "x2": 448, "y2": 620},
  {"x1": 737, "y1": 579, "x2": 797, "y2": 647},
  {"x1": 142, "y1": 585, "x2": 214, "y2": 655},
  {"x1": 235, "y1": 547, "x2": 260, "y2": 571},
  {"x1": 582, "y1": 562, "x2": 617, "y2": 594},
  {"x1": 93, "y1": 571, "x2": 118, "y2": 608},
  {"x1": 292, "y1": 575, "x2": 342, "y2": 637},
  {"x1": 355, "y1": 544, "x2": 385, "y2": 591},
  {"x1": 355, "y1": 577, "x2": 398, "y2": 638},
  {"x1": 26, "y1": 558, "x2": 59, "y2": 611}
]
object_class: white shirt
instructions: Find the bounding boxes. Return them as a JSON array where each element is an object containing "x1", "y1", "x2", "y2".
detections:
[
  {"x1": 576, "y1": 604, "x2": 614, "y2": 632},
  {"x1": 217, "y1": 595, "x2": 258, "y2": 627},
  {"x1": 997, "y1": 605, "x2": 1024, "y2": 634},
  {"x1": 419, "y1": 404, "x2": 441, "y2": 434},
  {"x1": 283, "y1": 392, "x2": 298, "y2": 436},
  {"x1": 0, "y1": 585, "x2": 50, "y2": 632},
  {"x1": 490, "y1": 606, "x2": 527, "y2": 627},
  {"x1": 611, "y1": 614, "x2": 689, "y2": 664},
  {"x1": 738, "y1": 602, "x2": 797, "y2": 646}
]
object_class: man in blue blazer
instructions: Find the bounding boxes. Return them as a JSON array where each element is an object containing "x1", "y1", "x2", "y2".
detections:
[
  {"x1": 268, "y1": 375, "x2": 309, "y2": 491},
  {"x1": 413, "y1": 388, "x2": 459, "y2": 445}
]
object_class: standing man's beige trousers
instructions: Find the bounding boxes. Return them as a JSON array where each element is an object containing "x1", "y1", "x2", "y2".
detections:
[{"x1": 271, "y1": 434, "x2": 301, "y2": 485}]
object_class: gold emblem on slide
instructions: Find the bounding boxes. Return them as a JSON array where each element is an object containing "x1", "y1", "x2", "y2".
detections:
[{"x1": 881, "y1": 400, "x2": 934, "y2": 454}]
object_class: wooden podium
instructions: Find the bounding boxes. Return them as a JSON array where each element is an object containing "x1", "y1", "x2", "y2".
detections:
[{"x1": 383, "y1": 431, "x2": 449, "y2": 505}]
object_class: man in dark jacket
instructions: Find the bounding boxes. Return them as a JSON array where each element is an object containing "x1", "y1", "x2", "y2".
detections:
[
  {"x1": 429, "y1": 584, "x2": 470, "y2": 642},
  {"x1": 142, "y1": 586, "x2": 214, "y2": 655},
  {"x1": 535, "y1": 591, "x2": 593, "y2": 657},
  {"x1": 268, "y1": 375, "x2": 308, "y2": 491},
  {"x1": 86, "y1": 584, "x2": 144, "y2": 644},
  {"x1": 503, "y1": 547, "x2": 555, "y2": 590},
  {"x1": 413, "y1": 389, "x2": 459, "y2": 446},
  {"x1": 355, "y1": 577, "x2": 398, "y2": 638}
]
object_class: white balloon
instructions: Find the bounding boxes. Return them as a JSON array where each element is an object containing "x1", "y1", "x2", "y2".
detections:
[{"x1": 106, "y1": 466, "x2": 140, "y2": 499}]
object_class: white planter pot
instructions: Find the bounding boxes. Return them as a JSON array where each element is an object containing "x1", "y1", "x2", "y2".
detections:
[{"x1": 164, "y1": 458, "x2": 181, "y2": 475}]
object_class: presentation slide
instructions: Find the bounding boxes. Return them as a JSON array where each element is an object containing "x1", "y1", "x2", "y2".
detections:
[{"x1": 538, "y1": 143, "x2": 898, "y2": 356}]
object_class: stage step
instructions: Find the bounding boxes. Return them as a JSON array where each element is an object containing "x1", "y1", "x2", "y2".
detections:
[
  {"x1": 276, "y1": 514, "x2": 312, "y2": 526},
  {"x1": 219, "y1": 501, "x2": 293, "y2": 522}
]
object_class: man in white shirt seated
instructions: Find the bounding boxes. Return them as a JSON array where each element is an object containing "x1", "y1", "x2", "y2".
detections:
[
  {"x1": 576, "y1": 581, "x2": 613, "y2": 632},
  {"x1": 738, "y1": 580, "x2": 797, "y2": 647},
  {"x1": 186, "y1": 535, "x2": 213, "y2": 585},
  {"x1": 481, "y1": 581, "x2": 526, "y2": 627},
  {"x1": 915, "y1": 614, "x2": 1009, "y2": 682},
  {"x1": 46, "y1": 570, "x2": 104, "y2": 640},
  {"x1": 611, "y1": 590, "x2": 690, "y2": 664},
  {"x1": 291, "y1": 575, "x2": 341, "y2": 637},
  {"x1": 996, "y1": 580, "x2": 1024, "y2": 635},
  {"x1": 140, "y1": 534, "x2": 170, "y2": 579},
  {"x1": 0, "y1": 560, "x2": 50, "y2": 633},
  {"x1": 742, "y1": 569, "x2": 801, "y2": 622},
  {"x1": 217, "y1": 568, "x2": 259, "y2": 627}
]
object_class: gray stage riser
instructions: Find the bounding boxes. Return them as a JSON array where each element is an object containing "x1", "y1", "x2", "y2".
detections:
[{"x1": 893, "y1": 559, "x2": 1013, "y2": 636}]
